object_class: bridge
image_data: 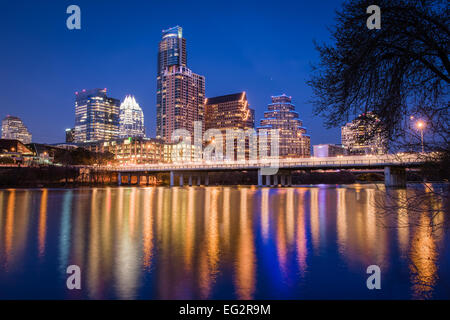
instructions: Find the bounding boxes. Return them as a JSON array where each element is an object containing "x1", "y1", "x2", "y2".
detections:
[{"x1": 99, "y1": 153, "x2": 427, "y2": 188}]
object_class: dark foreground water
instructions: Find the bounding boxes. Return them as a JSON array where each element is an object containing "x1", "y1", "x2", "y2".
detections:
[{"x1": 0, "y1": 185, "x2": 449, "y2": 299}]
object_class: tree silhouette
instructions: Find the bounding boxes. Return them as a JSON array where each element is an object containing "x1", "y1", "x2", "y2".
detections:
[
  {"x1": 309, "y1": 0, "x2": 449, "y2": 229},
  {"x1": 308, "y1": 0, "x2": 448, "y2": 151}
]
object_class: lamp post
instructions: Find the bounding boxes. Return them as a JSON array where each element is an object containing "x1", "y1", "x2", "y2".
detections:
[
  {"x1": 409, "y1": 115, "x2": 414, "y2": 151},
  {"x1": 416, "y1": 120, "x2": 425, "y2": 153}
]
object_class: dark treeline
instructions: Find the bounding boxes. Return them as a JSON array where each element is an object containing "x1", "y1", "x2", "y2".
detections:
[
  {"x1": 53, "y1": 148, "x2": 114, "y2": 165},
  {"x1": 0, "y1": 166, "x2": 79, "y2": 187},
  {"x1": 0, "y1": 166, "x2": 117, "y2": 188}
]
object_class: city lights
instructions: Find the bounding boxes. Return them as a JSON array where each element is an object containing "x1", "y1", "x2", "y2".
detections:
[{"x1": 0, "y1": 0, "x2": 448, "y2": 306}]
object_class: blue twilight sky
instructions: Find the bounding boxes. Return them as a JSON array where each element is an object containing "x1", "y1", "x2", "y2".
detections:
[{"x1": 0, "y1": 0, "x2": 345, "y2": 145}]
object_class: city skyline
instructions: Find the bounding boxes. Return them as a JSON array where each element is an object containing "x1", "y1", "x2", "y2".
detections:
[
  {"x1": 0, "y1": 0, "x2": 448, "y2": 305},
  {"x1": 0, "y1": 0, "x2": 344, "y2": 145}
]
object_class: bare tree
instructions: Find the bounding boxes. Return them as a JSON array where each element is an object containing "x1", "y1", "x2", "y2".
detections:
[{"x1": 308, "y1": 0, "x2": 449, "y2": 228}]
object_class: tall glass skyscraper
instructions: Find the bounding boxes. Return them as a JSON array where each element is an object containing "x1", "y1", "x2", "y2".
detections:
[
  {"x1": 157, "y1": 26, "x2": 186, "y2": 75},
  {"x1": 74, "y1": 88, "x2": 120, "y2": 143},
  {"x1": 156, "y1": 26, "x2": 205, "y2": 142},
  {"x1": 119, "y1": 95, "x2": 145, "y2": 138},
  {"x1": 258, "y1": 94, "x2": 310, "y2": 158},
  {"x1": 1, "y1": 115, "x2": 32, "y2": 144}
]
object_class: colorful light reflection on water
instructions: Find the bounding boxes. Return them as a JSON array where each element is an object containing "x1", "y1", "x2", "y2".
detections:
[{"x1": 0, "y1": 185, "x2": 448, "y2": 299}]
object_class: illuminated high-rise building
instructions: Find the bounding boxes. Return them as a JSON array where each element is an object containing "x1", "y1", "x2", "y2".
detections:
[
  {"x1": 119, "y1": 95, "x2": 145, "y2": 138},
  {"x1": 65, "y1": 128, "x2": 75, "y2": 143},
  {"x1": 205, "y1": 92, "x2": 254, "y2": 131},
  {"x1": 1, "y1": 115, "x2": 32, "y2": 144},
  {"x1": 157, "y1": 26, "x2": 186, "y2": 75},
  {"x1": 341, "y1": 112, "x2": 387, "y2": 155},
  {"x1": 258, "y1": 94, "x2": 310, "y2": 158},
  {"x1": 74, "y1": 88, "x2": 120, "y2": 143},
  {"x1": 205, "y1": 92, "x2": 255, "y2": 160},
  {"x1": 156, "y1": 26, "x2": 205, "y2": 142}
]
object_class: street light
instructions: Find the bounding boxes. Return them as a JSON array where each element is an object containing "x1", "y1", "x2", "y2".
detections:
[{"x1": 416, "y1": 120, "x2": 425, "y2": 153}]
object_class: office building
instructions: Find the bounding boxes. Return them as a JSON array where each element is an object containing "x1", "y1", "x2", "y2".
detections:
[
  {"x1": 119, "y1": 95, "x2": 145, "y2": 138},
  {"x1": 156, "y1": 26, "x2": 205, "y2": 143},
  {"x1": 74, "y1": 88, "x2": 120, "y2": 143},
  {"x1": 1, "y1": 115, "x2": 32, "y2": 144},
  {"x1": 82, "y1": 137, "x2": 165, "y2": 165},
  {"x1": 313, "y1": 144, "x2": 344, "y2": 157},
  {"x1": 258, "y1": 94, "x2": 310, "y2": 158},
  {"x1": 205, "y1": 92, "x2": 255, "y2": 160},
  {"x1": 205, "y1": 92, "x2": 254, "y2": 131},
  {"x1": 341, "y1": 112, "x2": 387, "y2": 155}
]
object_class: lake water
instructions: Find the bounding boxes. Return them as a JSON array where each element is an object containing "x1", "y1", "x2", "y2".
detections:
[{"x1": 0, "y1": 185, "x2": 449, "y2": 299}]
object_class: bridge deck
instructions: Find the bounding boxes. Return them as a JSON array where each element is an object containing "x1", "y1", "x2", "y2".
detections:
[{"x1": 95, "y1": 154, "x2": 426, "y2": 173}]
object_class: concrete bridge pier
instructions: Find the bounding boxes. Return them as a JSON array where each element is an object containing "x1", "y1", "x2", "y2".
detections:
[
  {"x1": 280, "y1": 175, "x2": 286, "y2": 186},
  {"x1": 170, "y1": 171, "x2": 174, "y2": 187},
  {"x1": 274, "y1": 175, "x2": 278, "y2": 187},
  {"x1": 287, "y1": 174, "x2": 292, "y2": 187},
  {"x1": 205, "y1": 174, "x2": 209, "y2": 186},
  {"x1": 257, "y1": 169, "x2": 263, "y2": 187},
  {"x1": 128, "y1": 174, "x2": 132, "y2": 185},
  {"x1": 118, "y1": 172, "x2": 122, "y2": 186},
  {"x1": 384, "y1": 166, "x2": 406, "y2": 188},
  {"x1": 179, "y1": 173, "x2": 184, "y2": 187},
  {"x1": 265, "y1": 175, "x2": 271, "y2": 187},
  {"x1": 197, "y1": 175, "x2": 201, "y2": 186},
  {"x1": 188, "y1": 175, "x2": 192, "y2": 186}
]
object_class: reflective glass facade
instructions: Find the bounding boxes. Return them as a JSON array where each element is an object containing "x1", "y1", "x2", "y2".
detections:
[
  {"x1": 156, "y1": 26, "x2": 205, "y2": 142},
  {"x1": 74, "y1": 89, "x2": 120, "y2": 143}
]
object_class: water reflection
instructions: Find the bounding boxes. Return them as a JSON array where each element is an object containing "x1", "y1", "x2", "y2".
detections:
[
  {"x1": 0, "y1": 185, "x2": 448, "y2": 299},
  {"x1": 38, "y1": 189, "x2": 48, "y2": 258},
  {"x1": 410, "y1": 215, "x2": 438, "y2": 299},
  {"x1": 5, "y1": 191, "x2": 15, "y2": 266},
  {"x1": 396, "y1": 189, "x2": 410, "y2": 257},
  {"x1": 295, "y1": 189, "x2": 307, "y2": 277},
  {"x1": 235, "y1": 187, "x2": 256, "y2": 299},
  {"x1": 59, "y1": 191, "x2": 73, "y2": 273},
  {"x1": 310, "y1": 188, "x2": 319, "y2": 251},
  {"x1": 336, "y1": 188, "x2": 347, "y2": 254}
]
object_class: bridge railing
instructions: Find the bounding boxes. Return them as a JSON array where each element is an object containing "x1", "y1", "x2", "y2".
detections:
[{"x1": 96, "y1": 153, "x2": 426, "y2": 172}]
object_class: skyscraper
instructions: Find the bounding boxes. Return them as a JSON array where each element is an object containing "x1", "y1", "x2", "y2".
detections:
[
  {"x1": 258, "y1": 94, "x2": 310, "y2": 158},
  {"x1": 205, "y1": 92, "x2": 255, "y2": 160},
  {"x1": 156, "y1": 26, "x2": 205, "y2": 143},
  {"x1": 157, "y1": 26, "x2": 186, "y2": 75},
  {"x1": 341, "y1": 112, "x2": 387, "y2": 155},
  {"x1": 119, "y1": 95, "x2": 145, "y2": 138},
  {"x1": 205, "y1": 92, "x2": 255, "y2": 131},
  {"x1": 1, "y1": 115, "x2": 32, "y2": 144},
  {"x1": 74, "y1": 88, "x2": 120, "y2": 143}
]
